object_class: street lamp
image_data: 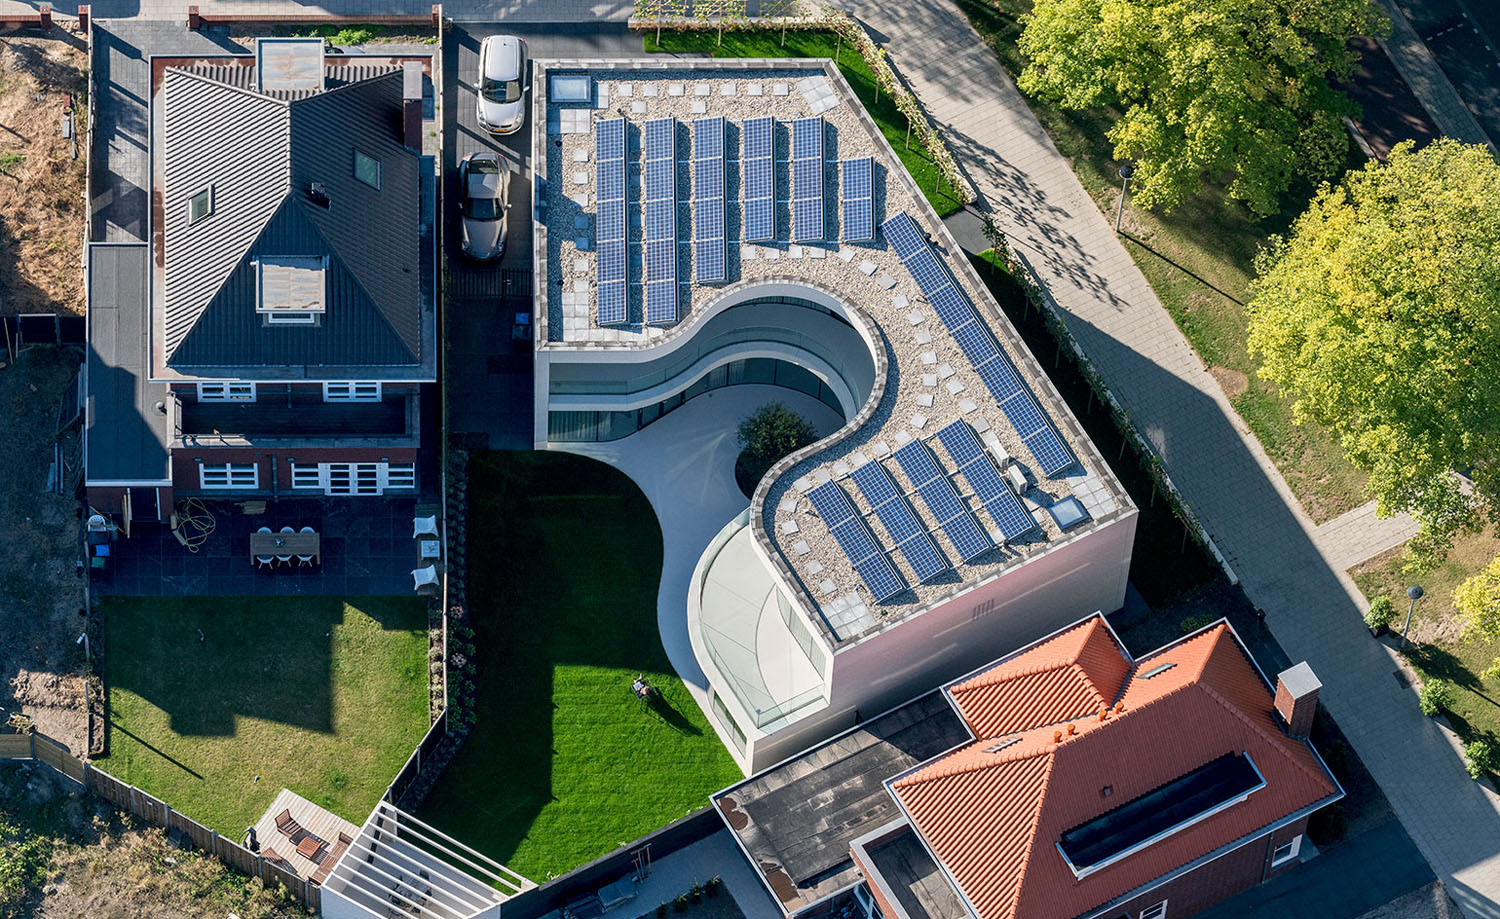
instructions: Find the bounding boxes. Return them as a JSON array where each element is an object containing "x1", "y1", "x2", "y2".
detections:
[
  {"x1": 1114, "y1": 163, "x2": 1134, "y2": 233},
  {"x1": 1401, "y1": 584, "x2": 1424, "y2": 648}
]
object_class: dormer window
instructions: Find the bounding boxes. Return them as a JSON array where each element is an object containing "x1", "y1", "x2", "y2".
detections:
[
  {"x1": 354, "y1": 149, "x2": 381, "y2": 190},
  {"x1": 255, "y1": 256, "x2": 327, "y2": 325},
  {"x1": 188, "y1": 186, "x2": 214, "y2": 225}
]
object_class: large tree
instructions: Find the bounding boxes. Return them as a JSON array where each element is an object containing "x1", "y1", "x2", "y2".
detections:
[
  {"x1": 1017, "y1": 0, "x2": 1385, "y2": 215},
  {"x1": 1246, "y1": 139, "x2": 1500, "y2": 566}
]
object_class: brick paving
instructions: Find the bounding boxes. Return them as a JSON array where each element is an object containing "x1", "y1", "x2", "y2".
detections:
[
  {"x1": 856, "y1": 1, "x2": 1500, "y2": 914},
  {"x1": 1312, "y1": 501, "x2": 1420, "y2": 574}
]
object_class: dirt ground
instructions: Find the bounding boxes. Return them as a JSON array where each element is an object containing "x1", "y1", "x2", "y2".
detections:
[
  {"x1": 2, "y1": 763, "x2": 311, "y2": 919},
  {"x1": 0, "y1": 32, "x2": 88, "y2": 315},
  {"x1": 0, "y1": 348, "x2": 87, "y2": 754}
]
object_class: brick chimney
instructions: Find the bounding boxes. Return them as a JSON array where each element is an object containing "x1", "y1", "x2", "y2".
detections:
[
  {"x1": 402, "y1": 61, "x2": 424, "y2": 152},
  {"x1": 1274, "y1": 661, "x2": 1321, "y2": 738}
]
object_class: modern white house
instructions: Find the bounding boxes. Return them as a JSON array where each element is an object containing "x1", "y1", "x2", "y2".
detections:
[{"x1": 529, "y1": 59, "x2": 1137, "y2": 774}]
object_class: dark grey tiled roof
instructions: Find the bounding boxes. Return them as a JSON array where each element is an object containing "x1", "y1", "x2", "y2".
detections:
[{"x1": 161, "y1": 66, "x2": 422, "y2": 370}]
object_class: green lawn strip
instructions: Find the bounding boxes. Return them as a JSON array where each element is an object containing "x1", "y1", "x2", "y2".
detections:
[
  {"x1": 416, "y1": 452, "x2": 741, "y2": 881},
  {"x1": 948, "y1": 0, "x2": 1368, "y2": 522},
  {"x1": 1353, "y1": 530, "x2": 1500, "y2": 751},
  {"x1": 97, "y1": 596, "x2": 428, "y2": 836},
  {"x1": 643, "y1": 30, "x2": 965, "y2": 216}
]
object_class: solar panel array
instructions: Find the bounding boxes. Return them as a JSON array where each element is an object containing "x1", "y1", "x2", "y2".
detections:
[
  {"x1": 693, "y1": 117, "x2": 726, "y2": 283},
  {"x1": 892, "y1": 439, "x2": 994, "y2": 561},
  {"x1": 807, "y1": 480, "x2": 907, "y2": 602},
  {"x1": 883, "y1": 212, "x2": 1076, "y2": 476},
  {"x1": 792, "y1": 117, "x2": 825, "y2": 242},
  {"x1": 849, "y1": 462, "x2": 949, "y2": 583},
  {"x1": 934, "y1": 420, "x2": 1037, "y2": 542},
  {"x1": 595, "y1": 118, "x2": 628, "y2": 325},
  {"x1": 743, "y1": 117, "x2": 775, "y2": 243},
  {"x1": 643, "y1": 118, "x2": 678, "y2": 325},
  {"x1": 841, "y1": 157, "x2": 874, "y2": 242}
]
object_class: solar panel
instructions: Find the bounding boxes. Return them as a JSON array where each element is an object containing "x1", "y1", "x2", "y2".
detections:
[
  {"x1": 841, "y1": 157, "x2": 874, "y2": 242},
  {"x1": 595, "y1": 118, "x2": 628, "y2": 325},
  {"x1": 808, "y1": 481, "x2": 907, "y2": 601},
  {"x1": 893, "y1": 440, "x2": 994, "y2": 561},
  {"x1": 743, "y1": 117, "x2": 775, "y2": 243},
  {"x1": 792, "y1": 117, "x2": 825, "y2": 242},
  {"x1": 693, "y1": 117, "x2": 726, "y2": 283},
  {"x1": 883, "y1": 211, "x2": 926, "y2": 256},
  {"x1": 642, "y1": 118, "x2": 678, "y2": 325},
  {"x1": 950, "y1": 321, "x2": 1001, "y2": 366},
  {"x1": 1025, "y1": 428, "x2": 1075, "y2": 477},
  {"x1": 934, "y1": 421, "x2": 1037, "y2": 542},
  {"x1": 850, "y1": 462, "x2": 949, "y2": 583}
]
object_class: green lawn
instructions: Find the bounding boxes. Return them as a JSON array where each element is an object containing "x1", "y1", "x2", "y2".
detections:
[
  {"x1": 96, "y1": 597, "x2": 429, "y2": 836},
  {"x1": 1354, "y1": 530, "x2": 1500, "y2": 754},
  {"x1": 644, "y1": 30, "x2": 966, "y2": 217},
  {"x1": 948, "y1": 0, "x2": 1369, "y2": 523},
  {"x1": 416, "y1": 452, "x2": 742, "y2": 882}
]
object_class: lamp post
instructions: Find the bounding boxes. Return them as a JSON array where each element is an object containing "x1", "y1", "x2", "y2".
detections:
[
  {"x1": 1401, "y1": 584, "x2": 1424, "y2": 648},
  {"x1": 1114, "y1": 163, "x2": 1134, "y2": 233}
]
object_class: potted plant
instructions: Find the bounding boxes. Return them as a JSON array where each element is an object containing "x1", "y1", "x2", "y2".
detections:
[
  {"x1": 705, "y1": 877, "x2": 722, "y2": 898},
  {"x1": 691, "y1": 883, "x2": 703, "y2": 903},
  {"x1": 1418, "y1": 679, "x2": 1453, "y2": 717},
  {"x1": 1465, "y1": 737, "x2": 1495, "y2": 781},
  {"x1": 1364, "y1": 596, "x2": 1396, "y2": 637}
]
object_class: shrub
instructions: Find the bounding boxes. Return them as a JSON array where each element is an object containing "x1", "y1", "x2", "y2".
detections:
[
  {"x1": 1179, "y1": 613, "x2": 1215, "y2": 635},
  {"x1": 0, "y1": 152, "x2": 24, "y2": 175},
  {"x1": 736, "y1": 403, "x2": 818, "y2": 486},
  {"x1": 332, "y1": 26, "x2": 378, "y2": 45},
  {"x1": 1418, "y1": 678, "x2": 1453, "y2": 717},
  {"x1": 1465, "y1": 738, "x2": 1496, "y2": 780},
  {"x1": 1364, "y1": 595, "x2": 1397, "y2": 631}
]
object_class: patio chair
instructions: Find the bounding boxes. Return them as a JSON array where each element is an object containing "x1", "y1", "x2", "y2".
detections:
[
  {"x1": 274, "y1": 808, "x2": 304, "y2": 839},
  {"x1": 412, "y1": 565, "x2": 439, "y2": 592},
  {"x1": 275, "y1": 525, "x2": 295, "y2": 564},
  {"x1": 297, "y1": 526, "x2": 317, "y2": 567},
  {"x1": 413, "y1": 515, "x2": 438, "y2": 539},
  {"x1": 254, "y1": 525, "x2": 277, "y2": 567}
]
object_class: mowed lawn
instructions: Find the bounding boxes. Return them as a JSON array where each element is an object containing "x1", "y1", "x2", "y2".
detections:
[
  {"x1": 97, "y1": 596, "x2": 429, "y2": 835},
  {"x1": 416, "y1": 452, "x2": 741, "y2": 881}
]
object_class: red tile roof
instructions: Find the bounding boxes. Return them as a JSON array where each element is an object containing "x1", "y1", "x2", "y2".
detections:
[{"x1": 890, "y1": 620, "x2": 1338, "y2": 919}]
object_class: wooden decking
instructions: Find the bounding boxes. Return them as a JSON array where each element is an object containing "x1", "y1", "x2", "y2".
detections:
[{"x1": 251, "y1": 788, "x2": 361, "y2": 883}]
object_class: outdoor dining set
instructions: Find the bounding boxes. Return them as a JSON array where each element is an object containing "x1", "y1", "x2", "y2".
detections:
[
  {"x1": 267, "y1": 808, "x2": 351, "y2": 885},
  {"x1": 251, "y1": 526, "x2": 321, "y2": 569}
]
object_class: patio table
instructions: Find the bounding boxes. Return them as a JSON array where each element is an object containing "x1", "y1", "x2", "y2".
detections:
[
  {"x1": 250, "y1": 531, "x2": 320, "y2": 565},
  {"x1": 296, "y1": 835, "x2": 322, "y2": 860}
]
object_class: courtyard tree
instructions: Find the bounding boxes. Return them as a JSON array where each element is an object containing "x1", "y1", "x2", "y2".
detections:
[
  {"x1": 1016, "y1": 0, "x2": 1386, "y2": 215},
  {"x1": 1246, "y1": 139, "x2": 1500, "y2": 568},
  {"x1": 736, "y1": 402, "x2": 818, "y2": 496},
  {"x1": 1457, "y1": 556, "x2": 1500, "y2": 677}
]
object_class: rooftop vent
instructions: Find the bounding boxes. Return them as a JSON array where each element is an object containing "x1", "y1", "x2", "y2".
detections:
[
  {"x1": 256, "y1": 38, "x2": 325, "y2": 93},
  {"x1": 308, "y1": 182, "x2": 330, "y2": 208}
]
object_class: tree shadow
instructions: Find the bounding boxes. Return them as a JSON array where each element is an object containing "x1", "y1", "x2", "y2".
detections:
[{"x1": 1406, "y1": 641, "x2": 1490, "y2": 697}]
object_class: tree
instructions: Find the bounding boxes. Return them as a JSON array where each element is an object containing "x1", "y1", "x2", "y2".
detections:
[
  {"x1": 1246, "y1": 140, "x2": 1500, "y2": 567},
  {"x1": 736, "y1": 402, "x2": 818, "y2": 492},
  {"x1": 1457, "y1": 556, "x2": 1500, "y2": 676},
  {"x1": 1016, "y1": 0, "x2": 1386, "y2": 215}
]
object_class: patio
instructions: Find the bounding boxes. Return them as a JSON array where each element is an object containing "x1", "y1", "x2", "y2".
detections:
[
  {"x1": 91, "y1": 497, "x2": 435, "y2": 596},
  {"x1": 251, "y1": 787, "x2": 362, "y2": 884}
]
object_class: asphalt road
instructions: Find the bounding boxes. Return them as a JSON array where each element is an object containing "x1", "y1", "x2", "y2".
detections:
[
  {"x1": 442, "y1": 21, "x2": 639, "y2": 449},
  {"x1": 1392, "y1": 0, "x2": 1500, "y2": 146}
]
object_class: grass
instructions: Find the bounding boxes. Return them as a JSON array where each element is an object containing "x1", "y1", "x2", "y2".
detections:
[
  {"x1": 1353, "y1": 530, "x2": 1500, "y2": 754},
  {"x1": 416, "y1": 452, "x2": 742, "y2": 881},
  {"x1": 948, "y1": 0, "x2": 1369, "y2": 523},
  {"x1": 96, "y1": 597, "x2": 429, "y2": 836},
  {"x1": 644, "y1": 30, "x2": 967, "y2": 217}
]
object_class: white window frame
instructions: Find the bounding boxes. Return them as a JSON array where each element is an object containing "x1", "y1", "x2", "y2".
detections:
[
  {"x1": 289, "y1": 461, "x2": 415, "y2": 496},
  {"x1": 1140, "y1": 902, "x2": 1167, "y2": 919},
  {"x1": 322, "y1": 381, "x2": 383, "y2": 403},
  {"x1": 1271, "y1": 835, "x2": 1302, "y2": 867},
  {"x1": 265, "y1": 309, "x2": 320, "y2": 326},
  {"x1": 199, "y1": 462, "x2": 259, "y2": 489},
  {"x1": 188, "y1": 185, "x2": 214, "y2": 225},
  {"x1": 197, "y1": 382, "x2": 256, "y2": 402},
  {"x1": 354, "y1": 149, "x2": 382, "y2": 190}
]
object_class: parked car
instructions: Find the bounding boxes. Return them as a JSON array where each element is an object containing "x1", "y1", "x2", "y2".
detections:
[
  {"x1": 475, "y1": 35, "x2": 528, "y2": 135},
  {"x1": 458, "y1": 152, "x2": 510, "y2": 261}
]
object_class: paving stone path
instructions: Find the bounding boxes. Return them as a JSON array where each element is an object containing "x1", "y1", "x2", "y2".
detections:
[{"x1": 855, "y1": 1, "x2": 1500, "y2": 915}]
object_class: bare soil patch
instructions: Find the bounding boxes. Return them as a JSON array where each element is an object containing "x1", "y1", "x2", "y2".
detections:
[
  {"x1": 0, "y1": 348, "x2": 86, "y2": 753},
  {"x1": 0, "y1": 34, "x2": 87, "y2": 315},
  {"x1": 1208, "y1": 365, "x2": 1248, "y2": 400}
]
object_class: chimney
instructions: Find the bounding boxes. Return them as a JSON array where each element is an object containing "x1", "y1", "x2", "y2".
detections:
[
  {"x1": 402, "y1": 61, "x2": 424, "y2": 152},
  {"x1": 1274, "y1": 662, "x2": 1321, "y2": 738}
]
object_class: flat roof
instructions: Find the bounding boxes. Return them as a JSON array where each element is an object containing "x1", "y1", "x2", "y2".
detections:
[
  {"x1": 714, "y1": 692, "x2": 970, "y2": 913},
  {"x1": 533, "y1": 60, "x2": 1133, "y2": 647},
  {"x1": 860, "y1": 826, "x2": 970, "y2": 919},
  {"x1": 85, "y1": 243, "x2": 172, "y2": 484}
]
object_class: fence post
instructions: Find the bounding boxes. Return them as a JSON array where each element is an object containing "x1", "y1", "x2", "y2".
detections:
[
  {"x1": 212, "y1": 830, "x2": 219, "y2": 856},
  {"x1": 129, "y1": 786, "x2": 137, "y2": 815},
  {"x1": 29, "y1": 733, "x2": 35, "y2": 760}
]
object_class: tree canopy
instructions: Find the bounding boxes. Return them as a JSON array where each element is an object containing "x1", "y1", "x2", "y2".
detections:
[
  {"x1": 1016, "y1": 0, "x2": 1385, "y2": 215},
  {"x1": 1246, "y1": 139, "x2": 1500, "y2": 566},
  {"x1": 737, "y1": 402, "x2": 818, "y2": 489}
]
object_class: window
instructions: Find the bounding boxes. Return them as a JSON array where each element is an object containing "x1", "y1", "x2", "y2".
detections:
[
  {"x1": 323, "y1": 382, "x2": 382, "y2": 402},
  {"x1": 289, "y1": 462, "x2": 416, "y2": 495},
  {"x1": 199, "y1": 463, "x2": 258, "y2": 489},
  {"x1": 1139, "y1": 902, "x2": 1167, "y2": 919},
  {"x1": 1271, "y1": 835, "x2": 1302, "y2": 867},
  {"x1": 197, "y1": 382, "x2": 255, "y2": 402},
  {"x1": 256, "y1": 256, "x2": 326, "y2": 325},
  {"x1": 354, "y1": 150, "x2": 381, "y2": 190},
  {"x1": 188, "y1": 186, "x2": 214, "y2": 224}
]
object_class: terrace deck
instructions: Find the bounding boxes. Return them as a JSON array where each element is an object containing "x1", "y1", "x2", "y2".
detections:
[{"x1": 252, "y1": 787, "x2": 361, "y2": 883}]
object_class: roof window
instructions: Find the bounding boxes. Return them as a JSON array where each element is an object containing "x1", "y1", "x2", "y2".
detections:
[
  {"x1": 354, "y1": 150, "x2": 381, "y2": 190},
  {"x1": 255, "y1": 256, "x2": 327, "y2": 325},
  {"x1": 188, "y1": 186, "x2": 214, "y2": 225},
  {"x1": 1140, "y1": 662, "x2": 1177, "y2": 679}
]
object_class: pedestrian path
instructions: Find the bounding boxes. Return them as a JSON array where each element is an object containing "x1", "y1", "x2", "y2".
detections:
[
  {"x1": 0, "y1": 0, "x2": 632, "y2": 21},
  {"x1": 856, "y1": 1, "x2": 1500, "y2": 915},
  {"x1": 1373, "y1": 0, "x2": 1493, "y2": 151},
  {"x1": 1312, "y1": 501, "x2": 1419, "y2": 573}
]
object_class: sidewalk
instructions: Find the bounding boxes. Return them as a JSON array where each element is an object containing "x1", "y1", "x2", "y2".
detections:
[
  {"x1": 857, "y1": 1, "x2": 1500, "y2": 916},
  {"x1": 0, "y1": 0, "x2": 632, "y2": 21}
]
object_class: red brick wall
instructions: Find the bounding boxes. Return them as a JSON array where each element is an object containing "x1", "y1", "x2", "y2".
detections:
[
  {"x1": 850, "y1": 847, "x2": 903, "y2": 919},
  {"x1": 1099, "y1": 829, "x2": 1277, "y2": 918}
]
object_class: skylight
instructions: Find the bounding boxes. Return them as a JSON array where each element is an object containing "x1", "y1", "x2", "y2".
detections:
[
  {"x1": 1141, "y1": 662, "x2": 1177, "y2": 679},
  {"x1": 354, "y1": 150, "x2": 381, "y2": 190},
  {"x1": 256, "y1": 256, "x2": 327, "y2": 324}
]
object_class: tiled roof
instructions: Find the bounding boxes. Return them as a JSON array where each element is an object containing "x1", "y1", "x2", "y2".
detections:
[{"x1": 891, "y1": 622, "x2": 1338, "y2": 919}]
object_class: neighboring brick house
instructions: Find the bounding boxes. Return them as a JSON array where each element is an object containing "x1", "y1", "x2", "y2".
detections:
[
  {"x1": 84, "y1": 39, "x2": 436, "y2": 527},
  {"x1": 715, "y1": 615, "x2": 1342, "y2": 919}
]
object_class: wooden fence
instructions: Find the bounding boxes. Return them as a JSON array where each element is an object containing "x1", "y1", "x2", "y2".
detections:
[{"x1": 3, "y1": 731, "x2": 320, "y2": 912}]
